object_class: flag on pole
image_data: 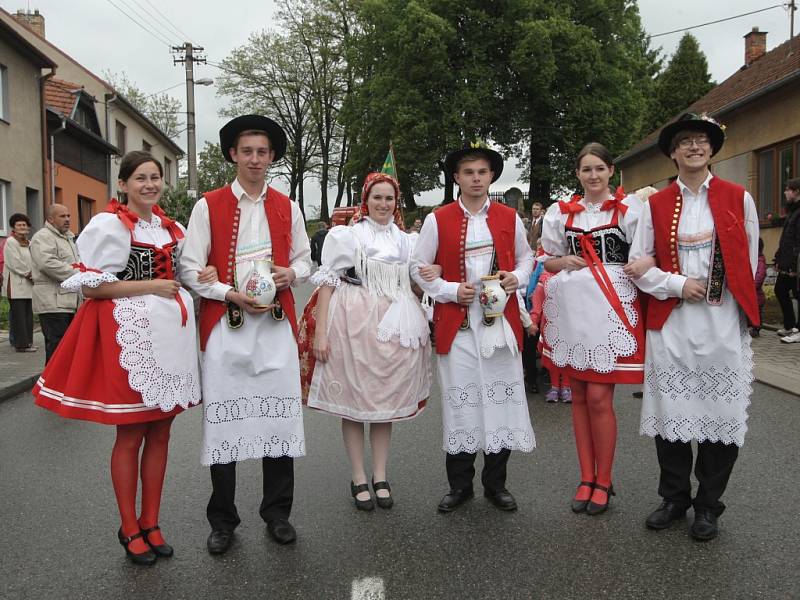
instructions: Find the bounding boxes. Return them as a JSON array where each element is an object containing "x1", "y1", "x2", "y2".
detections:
[{"x1": 381, "y1": 143, "x2": 397, "y2": 178}]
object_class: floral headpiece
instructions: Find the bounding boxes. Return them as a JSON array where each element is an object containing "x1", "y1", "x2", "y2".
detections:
[{"x1": 352, "y1": 172, "x2": 405, "y2": 229}]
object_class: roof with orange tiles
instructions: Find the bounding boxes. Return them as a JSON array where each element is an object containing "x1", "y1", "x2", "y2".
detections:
[
  {"x1": 618, "y1": 35, "x2": 800, "y2": 163},
  {"x1": 44, "y1": 78, "x2": 88, "y2": 117}
]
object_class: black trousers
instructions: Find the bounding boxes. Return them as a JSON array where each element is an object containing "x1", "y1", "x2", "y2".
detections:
[
  {"x1": 655, "y1": 435, "x2": 739, "y2": 516},
  {"x1": 39, "y1": 312, "x2": 74, "y2": 363},
  {"x1": 9, "y1": 299, "x2": 33, "y2": 349},
  {"x1": 446, "y1": 449, "x2": 511, "y2": 493},
  {"x1": 521, "y1": 332, "x2": 539, "y2": 387},
  {"x1": 207, "y1": 456, "x2": 294, "y2": 531},
  {"x1": 774, "y1": 273, "x2": 798, "y2": 330}
]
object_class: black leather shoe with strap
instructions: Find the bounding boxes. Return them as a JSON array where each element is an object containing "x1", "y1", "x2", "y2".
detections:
[
  {"x1": 118, "y1": 529, "x2": 157, "y2": 566},
  {"x1": 571, "y1": 481, "x2": 595, "y2": 514},
  {"x1": 351, "y1": 481, "x2": 375, "y2": 511},
  {"x1": 586, "y1": 483, "x2": 615, "y2": 515},
  {"x1": 141, "y1": 524, "x2": 174, "y2": 558},
  {"x1": 371, "y1": 478, "x2": 393, "y2": 509}
]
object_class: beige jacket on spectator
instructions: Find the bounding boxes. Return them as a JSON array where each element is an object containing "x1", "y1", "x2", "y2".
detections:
[
  {"x1": 30, "y1": 222, "x2": 80, "y2": 314},
  {"x1": 2, "y1": 236, "x2": 34, "y2": 299}
]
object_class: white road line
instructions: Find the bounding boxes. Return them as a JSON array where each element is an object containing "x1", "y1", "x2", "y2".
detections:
[{"x1": 351, "y1": 577, "x2": 386, "y2": 600}]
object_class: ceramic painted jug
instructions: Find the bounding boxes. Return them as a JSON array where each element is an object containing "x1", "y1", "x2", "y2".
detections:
[
  {"x1": 479, "y1": 275, "x2": 508, "y2": 318},
  {"x1": 244, "y1": 259, "x2": 276, "y2": 307}
]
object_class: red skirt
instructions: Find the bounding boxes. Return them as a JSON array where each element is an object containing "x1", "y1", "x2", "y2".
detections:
[{"x1": 33, "y1": 298, "x2": 187, "y2": 425}]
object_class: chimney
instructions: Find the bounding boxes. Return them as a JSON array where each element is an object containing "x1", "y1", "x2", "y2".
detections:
[
  {"x1": 13, "y1": 8, "x2": 45, "y2": 37},
  {"x1": 744, "y1": 27, "x2": 767, "y2": 66}
]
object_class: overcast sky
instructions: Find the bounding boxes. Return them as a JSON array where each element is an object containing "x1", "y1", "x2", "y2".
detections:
[{"x1": 8, "y1": 0, "x2": 796, "y2": 213}]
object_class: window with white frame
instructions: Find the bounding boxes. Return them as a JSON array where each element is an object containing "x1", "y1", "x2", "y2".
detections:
[
  {"x1": 0, "y1": 64, "x2": 8, "y2": 122},
  {"x1": 0, "y1": 179, "x2": 9, "y2": 236}
]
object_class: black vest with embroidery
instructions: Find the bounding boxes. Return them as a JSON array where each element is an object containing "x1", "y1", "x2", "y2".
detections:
[
  {"x1": 565, "y1": 225, "x2": 630, "y2": 264},
  {"x1": 117, "y1": 240, "x2": 179, "y2": 281}
]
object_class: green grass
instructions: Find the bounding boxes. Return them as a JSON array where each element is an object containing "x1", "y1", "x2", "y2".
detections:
[{"x1": 0, "y1": 296, "x2": 9, "y2": 330}]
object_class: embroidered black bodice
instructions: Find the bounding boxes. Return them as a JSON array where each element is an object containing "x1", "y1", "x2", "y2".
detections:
[
  {"x1": 565, "y1": 225, "x2": 630, "y2": 264},
  {"x1": 117, "y1": 240, "x2": 179, "y2": 281}
]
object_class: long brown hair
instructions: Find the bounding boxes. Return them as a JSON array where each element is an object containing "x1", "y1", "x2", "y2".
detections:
[{"x1": 118, "y1": 151, "x2": 163, "y2": 204}]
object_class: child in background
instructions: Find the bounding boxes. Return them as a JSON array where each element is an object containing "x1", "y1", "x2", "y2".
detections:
[
  {"x1": 752, "y1": 237, "x2": 766, "y2": 337},
  {"x1": 530, "y1": 269, "x2": 571, "y2": 403}
]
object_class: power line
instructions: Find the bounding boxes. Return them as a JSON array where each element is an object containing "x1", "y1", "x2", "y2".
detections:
[
  {"x1": 103, "y1": 0, "x2": 174, "y2": 47},
  {"x1": 118, "y1": 0, "x2": 183, "y2": 46},
  {"x1": 141, "y1": 0, "x2": 195, "y2": 43},
  {"x1": 651, "y1": 4, "x2": 785, "y2": 38},
  {"x1": 144, "y1": 82, "x2": 186, "y2": 98}
]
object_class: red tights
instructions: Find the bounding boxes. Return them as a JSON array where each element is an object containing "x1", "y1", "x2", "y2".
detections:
[
  {"x1": 569, "y1": 379, "x2": 616, "y2": 504},
  {"x1": 110, "y1": 417, "x2": 174, "y2": 553}
]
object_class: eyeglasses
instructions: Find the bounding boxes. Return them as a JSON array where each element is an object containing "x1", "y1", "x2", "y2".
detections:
[{"x1": 677, "y1": 136, "x2": 711, "y2": 149}]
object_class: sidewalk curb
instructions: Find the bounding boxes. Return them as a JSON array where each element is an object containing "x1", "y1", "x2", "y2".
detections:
[{"x1": 0, "y1": 374, "x2": 38, "y2": 403}]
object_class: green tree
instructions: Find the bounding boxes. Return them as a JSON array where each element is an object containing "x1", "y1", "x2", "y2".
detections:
[
  {"x1": 103, "y1": 71, "x2": 183, "y2": 139},
  {"x1": 197, "y1": 141, "x2": 237, "y2": 195},
  {"x1": 644, "y1": 33, "x2": 714, "y2": 134},
  {"x1": 159, "y1": 178, "x2": 194, "y2": 226}
]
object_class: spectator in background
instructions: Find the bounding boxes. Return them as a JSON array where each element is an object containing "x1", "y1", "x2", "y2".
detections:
[
  {"x1": 775, "y1": 178, "x2": 800, "y2": 342},
  {"x1": 752, "y1": 237, "x2": 767, "y2": 338},
  {"x1": 0, "y1": 235, "x2": 11, "y2": 346},
  {"x1": 310, "y1": 221, "x2": 329, "y2": 265},
  {"x1": 2, "y1": 213, "x2": 37, "y2": 352},
  {"x1": 30, "y1": 204, "x2": 81, "y2": 363},
  {"x1": 528, "y1": 201, "x2": 544, "y2": 249},
  {"x1": 410, "y1": 217, "x2": 423, "y2": 233}
]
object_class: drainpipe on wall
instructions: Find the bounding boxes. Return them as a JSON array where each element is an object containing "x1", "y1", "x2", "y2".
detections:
[
  {"x1": 104, "y1": 92, "x2": 117, "y2": 200},
  {"x1": 38, "y1": 68, "x2": 55, "y2": 211},
  {"x1": 50, "y1": 114, "x2": 66, "y2": 208}
]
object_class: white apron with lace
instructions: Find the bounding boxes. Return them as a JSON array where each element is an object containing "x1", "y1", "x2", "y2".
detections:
[
  {"x1": 62, "y1": 212, "x2": 201, "y2": 413},
  {"x1": 639, "y1": 209, "x2": 753, "y2": 447},
  {"x1": 307, "y1": 219, "x2": 430, "y2": 421},
  {"x1": 200, "y1": 221, "x2": 305, "y2": 465}
]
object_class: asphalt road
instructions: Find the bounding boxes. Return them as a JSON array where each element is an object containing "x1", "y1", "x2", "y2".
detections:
[{"x1": 2, "y1": 283, "x2": 798, "y2": 599}]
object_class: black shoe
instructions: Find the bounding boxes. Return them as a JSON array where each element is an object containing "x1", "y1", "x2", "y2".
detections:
[
  {"x1": 645, "y1": 500, "x2": 688, "y2": 530},
  {"x1": 586, "y1": 483, "x2": 615, "y2": 516},
  {"x1": 690, "y1": 509, "x2": 719, "y2": 541},
  {"x1": 484, "y1": 488, "x2": 518, "y2": 511},
  {"x1": 526, "y1": 379, "x2": 539, "y2": 394},
  {"x1": 371, "y1": 478, "x2": 393, "y2": 509},
  {"x1": 141, "y1": 524, "x2": 174, "y2": 558},
  {"x1": 118, "y1": 528, "x2": 157, "y2": 566},
  {"x1": 351, "y1": 481, "x2": 375, "y2": 511},
  {"x1": 571, "y1": 481, "x2": 595, "y2": 514},
  {"x1": 267, "y1": 519, "x2": 297, "y2": 545},
  {"x1": 437, "y1": 488, "x2": 474, "y2": 512},
  {"x1": 206, "y1": 529, "x2": 234, "y2": 555}
]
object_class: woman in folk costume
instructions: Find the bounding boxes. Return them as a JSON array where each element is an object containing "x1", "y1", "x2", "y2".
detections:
[
  {"x1": 629, "y1": 114, "x2": 759, "y2": 541},
  {"x1": 540, "y1": 142, "x2": 649, "y2": 515},
  {"x1": 411, "y1": 145, "x2": 535, "y2": 513},
  {"x1": 298, "y1": 172, "x2": 431, "y2": 510},
  {"x1": 33, "y1": 151, "x2": 209, "y2": 565}
]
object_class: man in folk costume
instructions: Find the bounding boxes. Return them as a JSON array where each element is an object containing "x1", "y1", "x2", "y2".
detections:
[
  {"x1": 412, "y1": 144, "x2": 535, "y2": 512},
  {"x1": 180, "y1": 115, "x2": 311, "y2": 553},
  {"x1": 629, "y1": 113, "x2": 759, "y2": 541}
]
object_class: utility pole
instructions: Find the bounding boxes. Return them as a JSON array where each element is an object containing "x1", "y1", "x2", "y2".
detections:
[
  {"x1": 173, "y1": 42, "x2": 206, "y2": 199},
  {"x1": 791, "y1": 0, "x2": 796, "y2": 40}
]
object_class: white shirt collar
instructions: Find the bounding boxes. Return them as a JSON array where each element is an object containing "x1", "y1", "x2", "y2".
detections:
[
  {"x1": 231, "y1": 178, "x2": 268, "y2": 203},
  {"x1": 676, "y1": 172, "x2": 713, "y2": 196},
  {"x1": 457, "y1": 196, "x2": 491, "y2": 217}
]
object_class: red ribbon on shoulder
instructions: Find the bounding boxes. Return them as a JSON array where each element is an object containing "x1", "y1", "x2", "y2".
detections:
[
  {"x1": 600, "y1": 186, "x2": 628, "y2": 215},
  {"x1": 105, "y1": 199, "x2": 184, "y2": 239},
  {"x1": 558, "y1": 194, "x2": 585, "y2": 214}
]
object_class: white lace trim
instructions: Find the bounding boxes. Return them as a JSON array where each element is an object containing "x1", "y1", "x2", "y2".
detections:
[
  {"x1": 445, "y1": 426, "x2": 536, "y2": 454},
  {"x1": 113, "y1": 297, "x2": 201, "y2": 412},
  {"x1": 639, "y1": 325, "x2": 753, "y2": 447},
  {"x1": 479, "y1": 316, "x2": 518, "y2": 358},
  {"x1": 203, "y1": 433, "x2": 306, "y2": 465},
  {"x1": 310, "y1": 265, "x2": 342, "y2": 288},
  {"x1": 444, "y1": 380, "x2": 526, "y2": 409},
  {"x1": 543, "y1": 272, "x2": 638, "y2": 373},
  {"x1": 62, "y1": 270, "x2": 118, "y2": 293},
  {"x1": 355, "y1": 247, "x2": 409, "y2": 302},
  {"x1": 376, "y1": 294, "x2": 430, "y2": 348}
]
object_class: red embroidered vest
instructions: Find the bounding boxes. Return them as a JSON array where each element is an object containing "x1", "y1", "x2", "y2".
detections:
[
  {"x1": 198, "y1": 185, "x2": 298, "y2": 350},
  {"x1": 647, "y1": 177, "x2": 760, "y2": 330},
  {"x1": 432, "y1": 201, "x2": 523, "y2": 354}
]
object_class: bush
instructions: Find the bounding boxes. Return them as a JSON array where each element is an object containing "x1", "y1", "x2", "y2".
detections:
[{"x1": 0, "y1": 296, "x2": 9, "y2": 330}]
